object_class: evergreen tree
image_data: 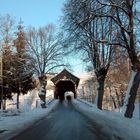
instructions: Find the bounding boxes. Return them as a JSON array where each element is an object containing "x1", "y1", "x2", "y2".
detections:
[
  {"x1": 2, "y1": 46, "x2": 13, "y2": 109},
  {"x1": 12, "y1": 21, "x2": 33, "y2": 109},
  {"x1": 0, "y1": 49, "x2": 11, "y2": 110}
]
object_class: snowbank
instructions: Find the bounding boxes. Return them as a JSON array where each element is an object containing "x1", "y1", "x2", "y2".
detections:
[
  {"x1": 133, "y1": 103, "x2": 140, "y2": 119},
  {"x1": 0, "y1": 100, "x2": 59, "y2": 140},
  {"x1": 72, "y1": 99, "x2": 140, "y2": 140},
  {"x1": 6, "y1": 89, "x2": 41, "y2": 111}
]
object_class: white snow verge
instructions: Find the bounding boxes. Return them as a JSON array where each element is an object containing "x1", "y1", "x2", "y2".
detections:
[
  {"x1": 121, "y1": 70, "x2": 137, "y2": 114},
  {"x1": 0, "y1": 99, "x2": 59, "y2": 140},
  {"x1": 72, "y1": 99, "x2": 140, "y2": 140}
]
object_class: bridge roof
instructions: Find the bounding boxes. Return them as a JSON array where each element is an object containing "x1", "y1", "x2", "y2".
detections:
[{"x1": 51, "y1": 69, "x2": 80, "y2": 87}]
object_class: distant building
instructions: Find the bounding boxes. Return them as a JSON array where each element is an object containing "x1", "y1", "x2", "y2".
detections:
[
  {"x1": 77, "y1": 72, "x2": 96, "y2": 100},
  {"x1": 46, "y1": 73, "x2": 57, "y2": 98}
]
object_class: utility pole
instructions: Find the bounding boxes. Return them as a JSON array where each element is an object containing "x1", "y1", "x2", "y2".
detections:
[{"x1": 0, "y1": 55, "x2": 3, "y2": 109}]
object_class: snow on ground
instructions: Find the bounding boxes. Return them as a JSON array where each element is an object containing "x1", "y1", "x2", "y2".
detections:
[
  {"x1": 1, "y1": 92, "x2": 140, "y2": 140},
  {"x1": 6, "y1": 89, "x2": 41, "y2": 111},
  {"x1": 133, "y1": 103, "x2": 140, "y2": 119},
  {"x1": 72, "y1": 99, "x2": 140, "y2": 140},
  {"x1": 0, "y1": 100, "x2": 59, "y2": 140},
  {"x1": 121, "y1": 71, "x2": 137, "y2": 115}
]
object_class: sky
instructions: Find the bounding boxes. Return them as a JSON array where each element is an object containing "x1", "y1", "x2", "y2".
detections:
[
  {"x1": 0, "y1": 0, "x2": 64, "y2": 27},
  {"x1": 0, "y1": 0, "x2": 86, "y2": 75}
]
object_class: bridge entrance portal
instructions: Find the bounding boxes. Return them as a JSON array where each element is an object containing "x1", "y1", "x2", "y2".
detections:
[{"x1": 51, "y1": 69, "x2": 80, "y2": 100}]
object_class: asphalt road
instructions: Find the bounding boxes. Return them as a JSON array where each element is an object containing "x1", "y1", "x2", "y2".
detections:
[{"x1": 10, "y1": 101, "x2": 101, "y2": 140}]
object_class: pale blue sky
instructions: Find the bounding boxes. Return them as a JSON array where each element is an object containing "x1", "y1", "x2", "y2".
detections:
[
  {"x1": 0, "y1": 0, "x2": 86, "y2": 75},
  {"x1": 0, "y1": 0, "x2": 65, "y2": 27}
]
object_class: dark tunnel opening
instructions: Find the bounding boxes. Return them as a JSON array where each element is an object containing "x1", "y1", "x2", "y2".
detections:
[{"x1": 55, "y1": 80, "x2": 76, "y2": 100}]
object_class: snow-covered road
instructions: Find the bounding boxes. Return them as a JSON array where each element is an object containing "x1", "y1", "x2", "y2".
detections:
[
  {"x1": 1, "y1": 99, "x2": 140, "y2": 140},
  {"x1": 11, "y1": 101, "x2": 100, "y2": 140},
  {"x1": 0, "y1": 100, "x2": 59, "y2": 140}
]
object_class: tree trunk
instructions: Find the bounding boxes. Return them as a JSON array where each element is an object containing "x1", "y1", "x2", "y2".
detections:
[
  {"x1": 0, "y1": 101, "x2": 1, "y2": 109},
  {"x1": 120, "y1": 91, "x2": 124, "y2": 107},
  {"x1": 110, "y1": 95, "x2": 117, "y2": 109},
  {"x1": 95, "y1": 78, "x2": 105, "y2": 110},
  {"x1": 95, "y1": 68, "x2": 108, "y2": 110},
  {"x1": 123, "y1": 70, "x2": 140, "y2": 118},
  {"x1": 74, "y1": 93, "x2": 77, "y2": 99},
  {"x1": 38, "y1": 75, "x2": 47, "y2": 108},
  {"x1": 3, "y1": 99, "x2": 6, "y2": 110},
  {"x1": 115, "y1": 88, "x2": 121, "y2": 108},
  {"x1": 17, "y1": 92, "x2": 20, "y2": 109},
  {"x1": 0, "y1": 88, "x2": 3, "y2": 110}
]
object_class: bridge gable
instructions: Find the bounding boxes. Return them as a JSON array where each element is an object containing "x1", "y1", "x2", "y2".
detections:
[{"x1": 51, "y1": 69, "x2": 80, "y2": 87}]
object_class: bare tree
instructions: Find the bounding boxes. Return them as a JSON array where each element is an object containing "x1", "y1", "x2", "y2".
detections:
[
  {"x1": 26, "y1": 24, "x2": 65, "y2": 107},
  {"x1": 86, "y1": 0, "x2": 140, "y2": 118},
  {"x1": 64, "y1": 0, "x2": 140, "y2": 117},
  {"x1": 0, "y1": 14, "x2": 15, "y2": 109},
  {"x1": 105, "y1": 48, "x2": 129, "y2": 110},
  {"x1": 0, "y1": 14, "x2": 15, "y2": 46},
  {"x1": 26, "y1": 24, "x2": 64, "y2": 76},
  {"x1": 62, "y1": 0, "x2": 116, "y2": 109}
]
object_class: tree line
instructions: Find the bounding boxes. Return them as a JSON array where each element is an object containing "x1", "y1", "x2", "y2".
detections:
[{"x1": 0, "y1": 15, "x2": 65, "y2": 109}]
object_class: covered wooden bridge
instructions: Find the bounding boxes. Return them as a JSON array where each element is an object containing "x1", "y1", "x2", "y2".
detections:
[{"x1": 51, "y1": 69, "x2": 80, "y2": 100}]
